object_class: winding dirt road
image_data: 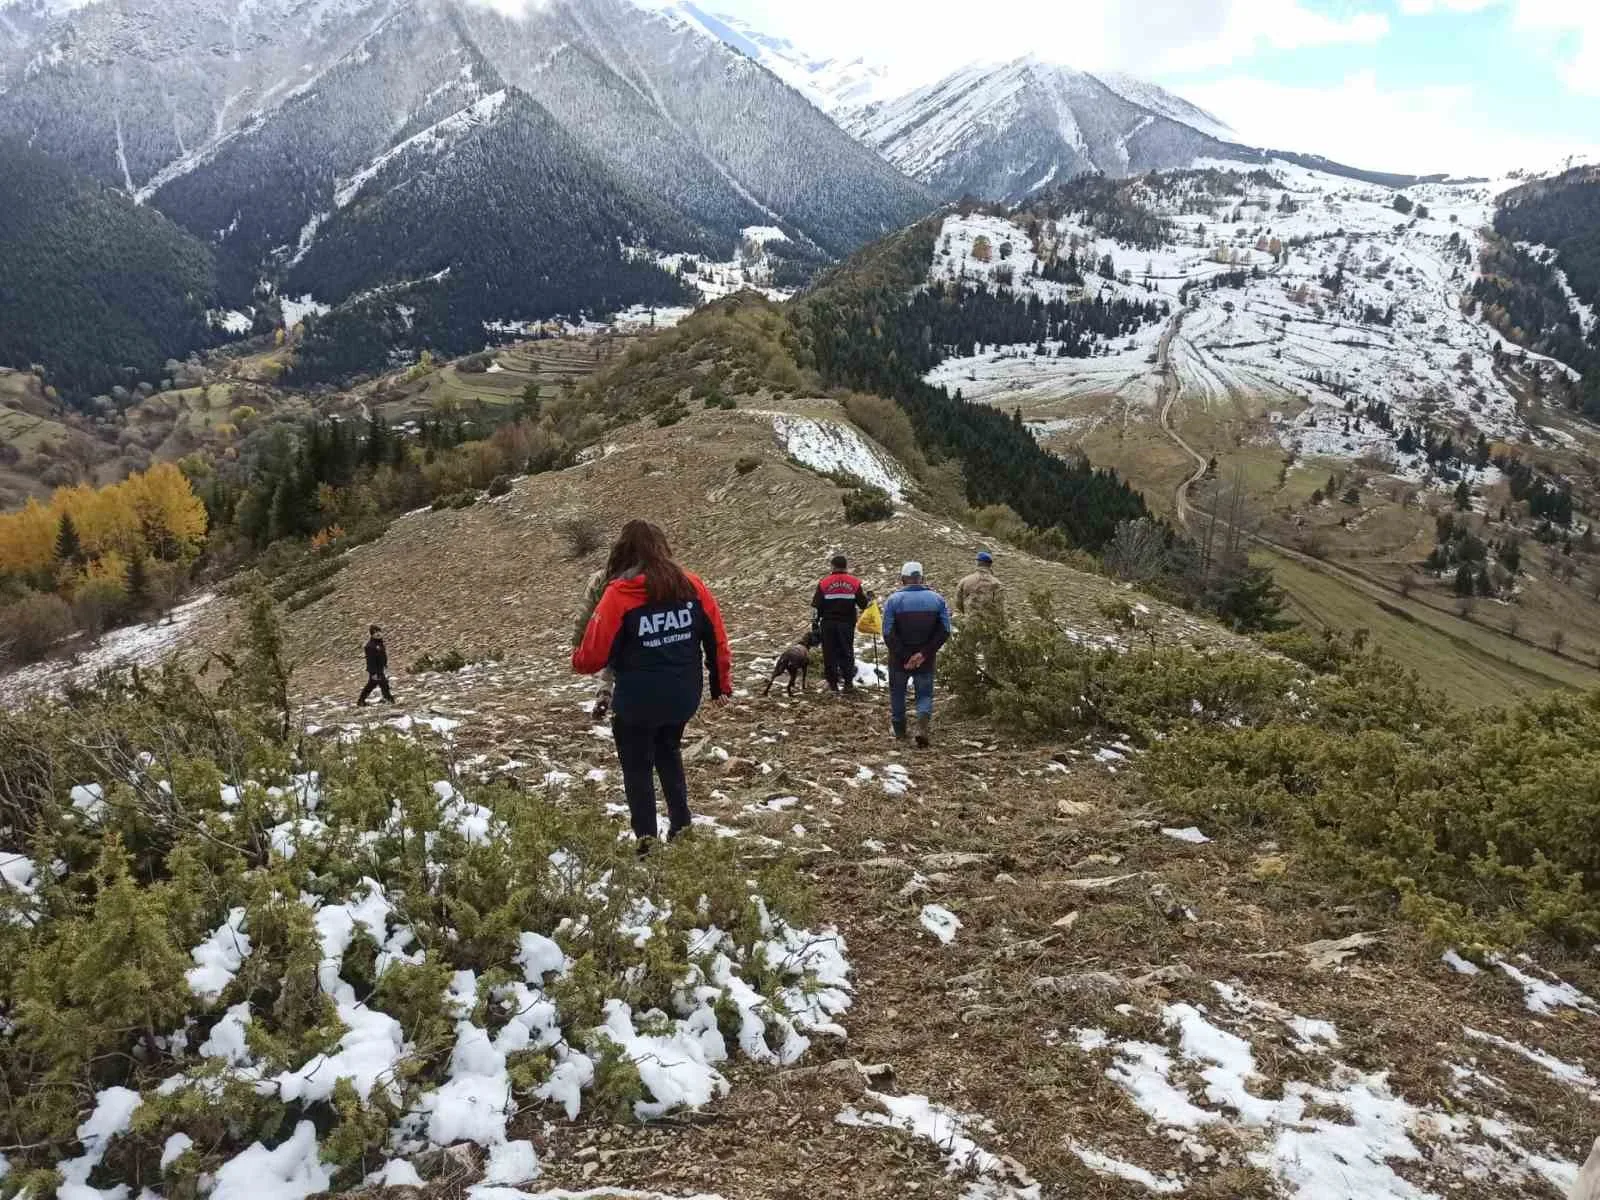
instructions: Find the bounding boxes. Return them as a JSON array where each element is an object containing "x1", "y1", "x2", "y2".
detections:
[{"x1": 1156, "y1": 306, "x2": 1209, "y2": 529}]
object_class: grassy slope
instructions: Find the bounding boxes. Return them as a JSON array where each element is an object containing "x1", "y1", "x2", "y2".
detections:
[{"x1": 1261, "y1": 549, "x2": 1597, "y2": 707}]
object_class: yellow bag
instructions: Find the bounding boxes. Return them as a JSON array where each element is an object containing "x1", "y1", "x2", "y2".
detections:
[{"x1": 856, "y1": 600, "x2": 883, "y2": 637}]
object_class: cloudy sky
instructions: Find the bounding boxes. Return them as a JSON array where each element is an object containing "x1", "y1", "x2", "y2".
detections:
[{"x1": 704, "y1": 0, "x2": 1600, "y2": 176}]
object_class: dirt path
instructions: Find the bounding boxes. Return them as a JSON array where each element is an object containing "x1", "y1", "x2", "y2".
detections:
[{"x1": 1156, "y1": 307, "x2": 1209, "y2": 529}]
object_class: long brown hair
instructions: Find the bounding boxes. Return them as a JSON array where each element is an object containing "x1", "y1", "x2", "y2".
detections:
[{"x1": 606, "y1": 520, "x2": 694, "y2": 604}]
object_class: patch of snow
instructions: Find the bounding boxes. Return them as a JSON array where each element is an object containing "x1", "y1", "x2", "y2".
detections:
[
  {"x1": 1079, "y1": 989, "x2": 1582, "y2": 1198},
  {"x1": 1069, "y1": 1142, "x2": 1185, "y2": 1193},
  {"x1": 335, "y1": 91, "x2": 507, "y2": 209},
  {"x1": 1495, "y1": 957, "x2": 1600, "y2": 1016},
  {"x1": 595, "y1": 1001, "x2": 729, "y2": 1119},
  {"x1": 483, "y1": 1139, "x2": 540, "y2": 1186},
  {"x1": 214, "y1": 308, "x2": 254, "y2": 335},
  {"x1": 211, "y1": 1120, "x2": 330, "y2": 1200},
  {"x1": 56, "y1": 1085, "x2": 142, "y2": 1192},
  {"x1": 0, "y1": 593, "x2": 216, "y2": 702},
  {"x1": 70, "y1": 782, "x2": 105, "y2": 821},
  {"x1": 837, "y1": 1091, "x2": 1039, "y2": 1198},
  {"x1": 280, "y1": 295, "x2": 330, "y2": 329},
  {"x1": 1463, "y1": 1026, "x2": 1598, "y2": 1096},
  {"x1": 160, "y1": 1132, "x2": 194, "y2": 1169},
  {"x1": 370, "y1": 1159, "x2": 425, "y2": 1188},
  {"x1": 1443, "y1": 949, "x2": 1483, "y2": 975},
  {"x1": 187, "y1": 906, "x2": 252, "y2": 1003},
  {"x1": 766, "y1": 413, "x2": 910, "y2": 500},
  {"x1": 920, "y1": 904, "x2": 961, "y2": 944},
  {"x1": 200, "y1": 1002, "x2": 255, "y2": 1065},
  {"x1": 273, "y1": 880, "x2": 408, "y2": 1106},
  {"x1": 1160, "y1": 826, "x2": 1210, "y2": 844}
]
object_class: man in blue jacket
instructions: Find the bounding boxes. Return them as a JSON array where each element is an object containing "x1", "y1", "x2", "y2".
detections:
[{"x1": 881, "y1": 561, "x2": 952, "y2": 747}]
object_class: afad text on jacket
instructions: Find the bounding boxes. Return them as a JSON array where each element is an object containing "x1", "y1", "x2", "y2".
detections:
[{"x1": 573, "y1": 573, "x2": 733, "y2": 726}]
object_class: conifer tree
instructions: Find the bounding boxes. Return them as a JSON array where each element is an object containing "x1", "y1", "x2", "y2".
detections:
[{"x1": 54, "y1": 512, "x2": 84, "y2": 567}]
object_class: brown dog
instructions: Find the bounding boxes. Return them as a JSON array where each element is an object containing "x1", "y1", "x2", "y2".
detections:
[{"x1": 763, "y1": 631, "x2": 820, "y2": 696}]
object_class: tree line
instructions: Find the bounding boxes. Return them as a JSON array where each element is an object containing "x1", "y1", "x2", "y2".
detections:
[{"x1": 905, "y1": 283, "x2": 1167, "y2": 362}]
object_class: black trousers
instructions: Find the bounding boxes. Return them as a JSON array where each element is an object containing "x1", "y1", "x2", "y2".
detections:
[
  {"x1": 359, "y1": 672, "x2": 394, "y2": 703},
  {"x1": 612, "y1": 720, "x2": 691, "y2": 840},
  {"x1": 820, "y1": 621, "x2": 856, "y2": 690}
]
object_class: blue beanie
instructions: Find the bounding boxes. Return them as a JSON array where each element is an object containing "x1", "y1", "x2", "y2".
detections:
[{"x1": 976, "y1": 550, "x2": 993, "y2": 564}]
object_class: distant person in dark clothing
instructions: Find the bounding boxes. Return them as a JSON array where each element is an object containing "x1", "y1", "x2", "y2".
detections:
[
  {"x1": 812, "y1": 554, "x2": 873, "y2": 694},
  {"x1": 358, "y1": 625, "x2": 394, "y2": 705},
  {"x1": 882, "y1": 562, "x2": 951, "y2": 747},
  {"x1": 574, "y1": 521, "x2": 733, "y2": 851}
]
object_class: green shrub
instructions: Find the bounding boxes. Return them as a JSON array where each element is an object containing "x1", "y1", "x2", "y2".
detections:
[
  {"x1": 734, "y1": 456, "x2": 761, "y2": 476},
  {"x1": 1147, "y1": 686, "x2": 1600, "y2": 948},
  {"x1": 0, "y1": 611, "x2": 838, "y2": 1188},
  {"x1": 268, "y1": 556, "x2": 346, "y2": 603},
  {"x1": 410, "y1": 648, "x2": 490, "y2": 674},
  {"x1": 430, "y1": 490, "x2": 479, "y2": 511},
  {"x1": 1096, "y1": 596, "x2": 1137, "y2": 630},
  {"x1": 284, "y1": 580, "x2": 336, "y2": 613},
  {"x1": 487, "y1": 473, "x2": 513, "y2": 498},
  {"x1": 842, "y1": 485, "x2": 894, "y2": 525},
  {"x1": 949, "y1": 605, "x2": 1599, "y2": 947}
]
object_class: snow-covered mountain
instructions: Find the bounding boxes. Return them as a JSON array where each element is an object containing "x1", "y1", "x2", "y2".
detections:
[
  {"x1": 1093, "y1": 70, "x2": 1232, "y2": 142},
  {"x1": 0, "y1": 0, "x2": 933, "y2": 377},
  {"x1": 664, "y1": 4, "x2": 893, "y2": 113},
  {"x1": 840, "y1": 56, "x2": 1240, "y2": 202}
]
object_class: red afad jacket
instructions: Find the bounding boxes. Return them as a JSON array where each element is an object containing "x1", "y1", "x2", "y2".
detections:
[{"x1": 573, "y1": 572, "x2": 733, "y2": 724}]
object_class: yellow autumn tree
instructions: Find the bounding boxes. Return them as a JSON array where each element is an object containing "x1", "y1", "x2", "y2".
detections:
[
  {"x1": 0, "y1": 463, "x2": 208, "y2": 587},
  {"x1": 0, "y1": 497, "x2": 60, "y2": 580},
  {"x1": 123, "y1": 462, "x2": 208, "y2": 562}
]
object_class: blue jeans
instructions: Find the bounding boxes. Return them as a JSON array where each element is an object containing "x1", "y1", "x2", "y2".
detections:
[{"x1": 889, "y1": 666, "x2": 935, "y2": 724}]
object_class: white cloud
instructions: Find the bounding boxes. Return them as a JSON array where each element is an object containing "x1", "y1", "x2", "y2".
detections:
[
  {"x1": 1395, "y1": 0, "x2": 1600, "y2": 95},
  {"x1": 716, "y1": 0, "x2": 1389, "y2": 90},
  {"x1": 1511, "y1": 0, "x2": 1600, "y2": 95},
  {"x1": 1396, "y1": 0, "x2": 1495, "y2": 14},
  {"x1": 1144, "y1": 0, "x2": 1389, "y2": 72},
  {"x1": 1181, "y1": 69, "x2": 1600, "y2": 174}
]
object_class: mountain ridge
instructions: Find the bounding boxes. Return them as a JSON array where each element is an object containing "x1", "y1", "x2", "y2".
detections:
[
  {"x1": 838, "y1": 56, "x2": 1240, "y2": 201},
  {"x1": 0, "y1": 0, "x2": 934, "y2": 386}
]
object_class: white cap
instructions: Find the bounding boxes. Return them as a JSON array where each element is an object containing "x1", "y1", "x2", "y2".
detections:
[{"x1": 901, "y1": 561, "x2": 924, "y2": 578}]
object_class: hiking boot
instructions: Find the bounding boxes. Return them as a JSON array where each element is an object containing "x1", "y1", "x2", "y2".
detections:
[
  {"x1": 636, "y1": 836, "x2": 659, "y2": 859},
  {"x1": 914, "y1": 714, "x2": 932, "y2": 748},
  {"x1": 892, "y1": 719, "x2": 907, "y2": 740},
  {"x1": 667, "y1": 824, "x2": 693, "y2": 844}
]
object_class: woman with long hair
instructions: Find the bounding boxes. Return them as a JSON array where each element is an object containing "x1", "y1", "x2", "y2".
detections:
[{"x1": 573, "y1": 521, "x2": 733, "y2": 850}]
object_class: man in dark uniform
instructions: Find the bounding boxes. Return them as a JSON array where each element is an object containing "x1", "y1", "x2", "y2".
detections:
[
  {"x1": 358, "y1": 625, "x2": 395, "y2": 705},
  {"x1": 811, "y1": 554, "x2": 872, "y2": 694}
]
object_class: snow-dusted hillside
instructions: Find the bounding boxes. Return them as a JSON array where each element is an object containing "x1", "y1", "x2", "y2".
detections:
[
  {"x1": 923, "y1": 160, "x2": 1576, "y2": 491},
  {"x1": 841, "y1": 57, "x2": 1238, "y2": 202},
  {"x1": 659, "y1": 3, "x2": 893, "y2": 113}
]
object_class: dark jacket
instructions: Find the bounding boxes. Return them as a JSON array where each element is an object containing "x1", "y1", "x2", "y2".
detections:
[
  {"x1": 812, "y1": 571, "x2": 872, "y2": 625},
  {"x1": 364, "y1": 637, "x2": 388, "y2": 675},
  {"x1": 573, "y1": 572, "x2": 733, "y2": 726},
  {"x1": 882, "y1": 584, "x2": 952, "y2": 668}
]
